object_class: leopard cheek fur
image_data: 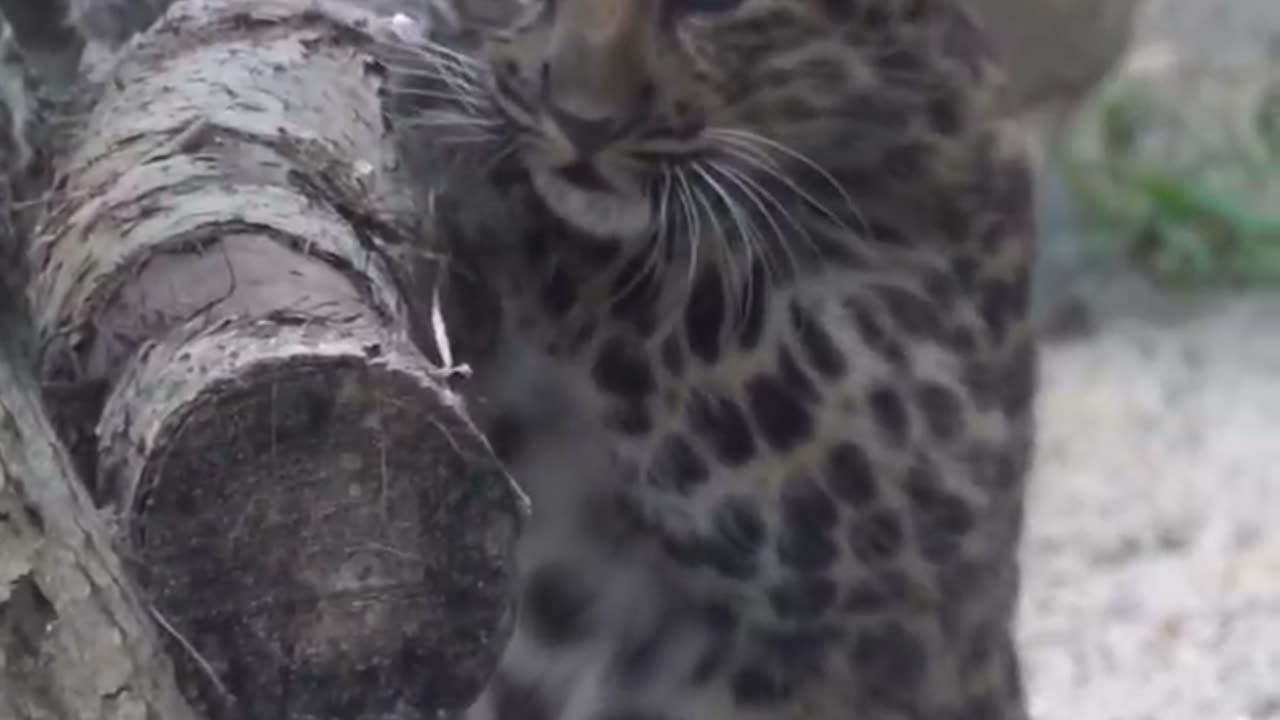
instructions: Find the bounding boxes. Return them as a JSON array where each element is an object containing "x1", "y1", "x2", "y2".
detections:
[{"x1": 389, "y1": 0, "x2": 1039, "y2": 719}]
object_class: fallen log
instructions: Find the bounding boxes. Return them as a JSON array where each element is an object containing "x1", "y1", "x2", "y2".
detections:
[{"x1": 9, "y1": 0, "x2": 520, "y2": 716}]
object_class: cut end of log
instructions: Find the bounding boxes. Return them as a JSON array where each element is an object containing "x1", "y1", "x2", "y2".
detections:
[{"x1": 95, "y1": 314, "x2": 518, "y2": 718}]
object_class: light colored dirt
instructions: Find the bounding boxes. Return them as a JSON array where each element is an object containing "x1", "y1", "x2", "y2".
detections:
[{"x1": 1021, "y1": 289, "x2": 1280, "y2": 720}]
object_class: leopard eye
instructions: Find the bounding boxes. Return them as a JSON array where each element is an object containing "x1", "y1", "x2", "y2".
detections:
[{"x1": 676, "y1": 0, "x2": 745, "y2": 14}]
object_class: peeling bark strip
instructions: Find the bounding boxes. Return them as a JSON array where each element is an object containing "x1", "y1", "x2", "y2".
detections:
[{"x1": 19, "y1": 0, "x2": 518, "y2": 717}]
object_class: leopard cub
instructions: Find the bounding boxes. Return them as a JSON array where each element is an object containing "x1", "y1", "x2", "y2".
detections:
[{"x1": 390, "y1": 0, "x2": 1038, "y2": 718}]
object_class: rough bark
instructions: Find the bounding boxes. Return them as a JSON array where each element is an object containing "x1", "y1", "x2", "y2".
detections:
[
  {"x1": 3, "y1": 0, "x2": 519, "y2": 717},
  {"x1": 1, "y1": 310, "x2": 202, "y2": 720}
]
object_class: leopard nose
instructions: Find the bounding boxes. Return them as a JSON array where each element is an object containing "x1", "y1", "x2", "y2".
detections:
[
  {"x1": 539, "y1": 62, "x2": 653, "y2": 156},
  {"x1": 548, "y1": 104, "x2": 626, "y2": 155}
]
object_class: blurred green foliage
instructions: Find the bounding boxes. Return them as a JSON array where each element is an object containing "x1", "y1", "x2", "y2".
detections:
[{"x1": 1057, "y1": 74, "x2": 1280, "y2": 286}]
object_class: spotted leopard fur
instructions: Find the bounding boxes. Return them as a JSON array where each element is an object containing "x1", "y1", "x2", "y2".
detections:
[{"x1": 387, "y1": 0, "x2": 1037, "y2": 718}]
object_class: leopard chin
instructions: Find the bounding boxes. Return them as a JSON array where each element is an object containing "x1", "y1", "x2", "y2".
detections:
[{"x1": 531, "y1": 167, "x2": 655, "y2": 241}]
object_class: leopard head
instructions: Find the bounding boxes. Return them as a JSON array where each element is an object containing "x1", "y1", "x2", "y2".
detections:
[{"x1": 406, "y1": 0, "x2": 999, "y2": 250}]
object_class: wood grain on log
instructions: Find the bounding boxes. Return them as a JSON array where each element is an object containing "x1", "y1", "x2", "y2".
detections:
[{"x1": 9, "y1": 0, "x2": 520, "y2": 717}]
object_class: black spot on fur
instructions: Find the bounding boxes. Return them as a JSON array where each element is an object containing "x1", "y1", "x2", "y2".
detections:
[
  {"x1": 985, "y1": 152, "x2": 1035, "y2": 222},
  {"x1": 651, "y1": 434, "x2": 710, "y2": 494},
  {"x1": 967, "y1": 444, "x2": 1023, "y2": 493},
  {"x1": 862, "y1": 218, "x2": 910, "y2": 246},
  {"x1": 848, "y1": 508, "x2": 906, "y2": 563},
  {"x1": 688, "y1": 601, "x2": 740, "y2": 686},
  {"x1": 979, "y1": 278, "x2": 1015, "y2": 342},
  {"x1": 761, "y1": 627, "x2": 836, "y2": 674},
  {"x1": 745, "y1": 373, "x2": 813, "y2": 452},
  {"x1": 847, "y1": 303, "x2": 907, "y2": 365},
  {"x1": 736, "y1": 261, "x2": 769, "y2": 350},
  {"x1": 559, "y1": 318, "x2": 599, "y2": 357},
  {"x1": 523, "y1": 229, "x2": 550, "y2": 263},
  {"x1": 964, "y1": 360, "x2": 1003, "y2": 412},
  {"x1": 686, "y1": 268, "x2": 725, "y2": 363},
  {"x1": 950, "y1": 325, "x2": 978, "y2": 354},
  {"x1": 769, "y1": 575, "x2": 837, "y2": 621},
  {"x1": 522, "y1": 564, "x2": 594, "y2": 647},
  {"x1": 776, "y1": 515, "x2": 839, "y2": 573},
  {"x1": 780, "y1": 474, "x2": 838, "y2": 531},
  {"x1": 823, "y1": 442, "x2": 878, "y2": 505},
  {"x1": 730, "y1": 629, "x2": 833, "y2": 707},
  {"x1": 906, "y1": 462, "x2": 975, "y2": 561},
  {"x1": 541, "y1": 265, "x2": 577, "y2": 316},
  {"x1": 593, "y1": 335, "x2": 655, "y2": 398},
  {"x1": 877, "y1": 45, "x2": 925, "y2": 76},
  {"x1": 663, "y1": 532, "x2": 758, "y2": 580},
  {"x1": 687, "y1": 392, "x2": 756, "y2": 466},
  {"x1": 660, "y1": 332, "x2": 686, "y2": 376},
  {"x1": 848, "y1": 621, "x2": 927, "y2": 706},
  {"x1": 868, "y1": 386, "x2": 911, "y2": 445},
  {"x1": 877, "y1": 284, "x2": 944, "y2": 339},
  {"x1": 714, "y1": 496, "x2": 767, "y2": 557},
  {"x1": 611, "y1": 256, "x2": 660, "y2": 335},
  {"x1": 979, "y1": 217, "x2": 1013, "y2": 255},
  {"x1": 842, "y1": 570, "x2": 913, "y2": 614},
  {"x1": 790, "y1": 301, "x2": 846, "y2": 378},
  {"x1": 915, "y1": 381, "x2": 963, "y2": 442},
  {"x1": 777, "y1": 346, "x2": 819, "y2": 402}
]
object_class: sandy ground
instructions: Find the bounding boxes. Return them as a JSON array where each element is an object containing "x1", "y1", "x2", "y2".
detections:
[
  {"x1": 1017, "y1": 0, "x2": 1280, "y2": 717},
  {"x1": 1020, "y1": 286, "x2": 1280, "y2": 720}
]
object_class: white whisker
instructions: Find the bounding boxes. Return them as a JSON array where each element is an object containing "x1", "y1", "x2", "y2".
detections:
[
  {"x1": 390, "y1": 86, "x2": 488, "y2": 104},
  {"x1": 610, "y1": 170, "x2": 671, "y2": 308},
  {"x1": 709, "y1": 160, "x2": 800, "y2": 283},
  {"x1": 402, "y1": 112, "x2": 502, "y2": 128},
  {"x1": 674, "y1": 169, "x2": 703, "y2": 292},
  {"x1": 691, "y1": 162, "x2": 757, "y2": 329},
  {"x1": 714, "y1": 151, "x2": 829, "y2": 265},
  {"x1": 376, "y1": 35, "x2": 488, "y2": 73},
  {"x1": 382, "y1": 60, "x2": 486, "y2": 88},
  {"x1": 483, "y1": 141, "x2": 520, "y2": 172},
  {"x1": 708, "y1": 128, "x2": 869, "y2": 241}
]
